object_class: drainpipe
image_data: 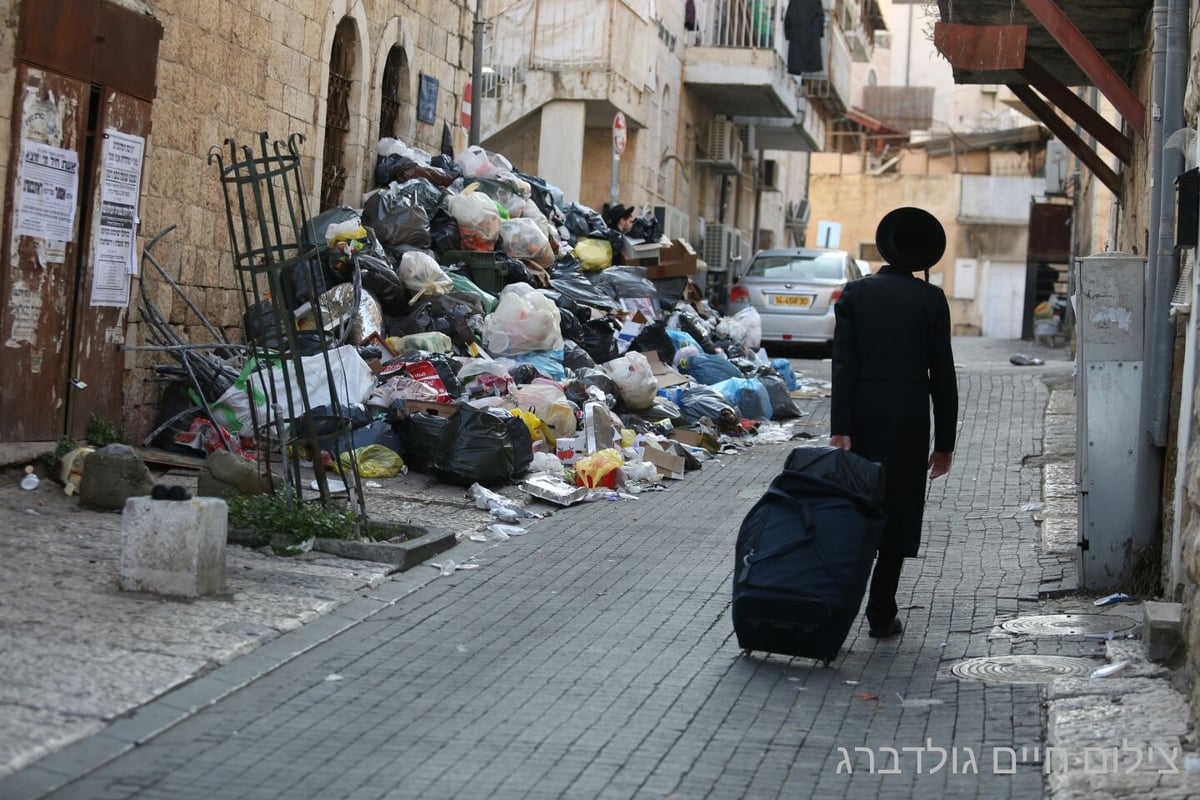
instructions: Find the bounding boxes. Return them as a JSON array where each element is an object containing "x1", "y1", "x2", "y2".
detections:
[
  {"x1": 470, "y1": 0, "x2": 484, "y2": 147},
  {"x1": 1133, "y1": 0, "x2": 1177, "y2": 588},
  {"x1": 1148, "y1": 0, "x2": 1187, "y2": 444}
]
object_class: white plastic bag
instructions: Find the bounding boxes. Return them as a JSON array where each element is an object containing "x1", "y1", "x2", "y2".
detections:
[
  {"x1": 514, "y1": 380, "x2": 578, "y2": 437},
  {"x1": 726, "y1": 307, "x2": 763, "y2": 352},
  {"x1": 447, "y1": 186, "x2": 502, "y2": 249},
  {"x1": 455, "y1": 145, "x2": 513, "y2": 179},
  {"x1": 398, "y1": 251, "x2": 453, "y2": 302},
  {"x1": 603, "y1": 350, "x2": 658, "y2": 410},
  {"x1": 211, "y1": 346, "x2": 376, "y2": 431},
  {"x1": 500, "y1": 218, "x2": 553, "y2": 266},
  {"x1": 482, "y1": 283, "x2": 563, "y2": 355}
]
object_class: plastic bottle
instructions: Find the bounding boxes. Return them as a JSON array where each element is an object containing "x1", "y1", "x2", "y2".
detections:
[{"x1": 20, "y1": 466, "x2": 38, "y2": 491}]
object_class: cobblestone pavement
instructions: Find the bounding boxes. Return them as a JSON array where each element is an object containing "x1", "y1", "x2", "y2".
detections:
[{"x1": 7, "y1": 337, "x2": 1191, "y2": 799}]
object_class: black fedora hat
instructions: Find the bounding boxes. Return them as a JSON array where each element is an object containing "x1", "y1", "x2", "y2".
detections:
[{"x1": 875, "y1": 206, "x2": 946, "y2": 271}]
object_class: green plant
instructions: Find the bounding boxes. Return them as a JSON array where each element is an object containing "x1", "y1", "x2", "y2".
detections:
[
  {"x1": 227, "y1": 489, "x2": 356, "y2": 554},
  {"x1": 85, "y1": 414, "x2": 131, "y2": 448},
  {"x1": 36, "y1": 435, "x2": 79, "y2": 473}
]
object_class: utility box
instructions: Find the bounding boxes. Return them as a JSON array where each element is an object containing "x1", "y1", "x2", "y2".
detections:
[{"x1": 1075, "y1": 252, "x2": 1146, "y2": 590}]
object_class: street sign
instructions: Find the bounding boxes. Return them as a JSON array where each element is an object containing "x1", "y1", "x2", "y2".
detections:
[
  {"x1": 612, "y1": 112, "x2": 627, "y2": 156},
  {"x1": 460, "y1": 82, "x2": 472, "y2": 133}
]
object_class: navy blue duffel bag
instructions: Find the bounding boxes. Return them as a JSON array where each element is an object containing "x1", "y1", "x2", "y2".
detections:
[{"x1": 732, "y1": 446, "x2": 886, "y2": 663}]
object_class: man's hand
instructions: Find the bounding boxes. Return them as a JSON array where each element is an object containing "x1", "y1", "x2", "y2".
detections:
[
  {"x1": 928, "y1": 450, "x2": 953, "y2": 479},
  {"x1": 829, "y1": 434, "x2": 852, "y2": 451}
]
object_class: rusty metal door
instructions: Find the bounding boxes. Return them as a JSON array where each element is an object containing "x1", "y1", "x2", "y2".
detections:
[
  {"x1": 65, "y1": 90, "x2": 152, "y2": 437},
  {"x1": 0, "y1": 65, "x2": 90, "y2": 442}
]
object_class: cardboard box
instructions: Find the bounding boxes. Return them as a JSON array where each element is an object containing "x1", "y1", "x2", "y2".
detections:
[
  {"x1": 641, "y1": 445, "x2": 685, "y2": 480},
  {"x1": 405, "y1": 400, "x2": 459, "y2": 418},
  {"x1": 615, "y1": 320, "x2": 644, "y2": 354},
  {"x1": 670, "y1": 428, "x2": 719, "y2": 453},
  {"x1": 622, "y1": 235, "x2": 666, "y2": 264},
  {"x1": 644, "y1": 239, "x2": 697, "y2": 280},
  {"x1": 555, "y1": 435, "x2": 584, "y2": 466},
  {"x1": 643, "y1": 351, "x2": 690, "y2": 389}
]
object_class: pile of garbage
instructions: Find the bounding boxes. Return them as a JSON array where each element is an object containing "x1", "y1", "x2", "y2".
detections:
[{"x1": 154, "y1": 138, "x2": 814, "y2": 497}]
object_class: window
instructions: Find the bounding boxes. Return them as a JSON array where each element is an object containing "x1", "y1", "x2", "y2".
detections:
[
  {"x1": 746, "y1": 253, "x2": 847, "y2": 280},
  {"x1": 379, "y1": 46, "x2": 409, "y2": 140},
  {"x1": 320, "y1": 18, "x2": 356, "y2": 211}
]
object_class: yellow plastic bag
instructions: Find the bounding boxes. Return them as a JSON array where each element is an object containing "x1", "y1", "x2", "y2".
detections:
[
  {"x1": 574, "y1": 448, "x2": 624, "y2": 488},
  {"x1": 511, "y1": 408, "x2": 556, "y2": 449},
  {"x1": 575, "y1": 237, "x2": 613, "y2": 271},
  {"x1": 339, "y1": 444, "x2": 405, "y2": 478}
]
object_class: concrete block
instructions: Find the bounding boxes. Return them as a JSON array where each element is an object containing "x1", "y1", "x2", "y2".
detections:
[
  {"x1": 119, "y1": 497, "x2": 228, "y2": 598},
  {"x1": 1143, "y1": 601, "x2": 1182, "y2": 663}
]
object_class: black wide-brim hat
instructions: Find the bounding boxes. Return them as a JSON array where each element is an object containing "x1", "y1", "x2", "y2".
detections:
[{"x1": 875, "y1": 206, "x2": 946, "y2": 271}]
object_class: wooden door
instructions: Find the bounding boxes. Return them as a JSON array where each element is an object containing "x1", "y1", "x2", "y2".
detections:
[
  {"x1": 66, "y1": 90, "x2": 152, "y2": 437},
  {"x1": 0, "y1": 65, "x2": 91, "y2": 442}
]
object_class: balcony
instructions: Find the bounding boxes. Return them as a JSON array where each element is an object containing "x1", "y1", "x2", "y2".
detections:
[
  {"x1": 477, "y1": 0, "x2": 655, "y2": 140},
  {"x1": 683, "y1": 0, "x2": 805, "y2": 120}
]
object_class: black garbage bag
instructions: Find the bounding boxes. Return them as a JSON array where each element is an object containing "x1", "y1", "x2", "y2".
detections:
[
  {"x1": 302, "y1": 205, "x2": 360, "y2": 253},
  {"x1": 373, "y1": 154, "x2": 410, "y2": 188},
  {"x1": 572, "y1": 367, "x2": 620, "y2": 407},
  {"x1": 592, "y1": 265, "x2": 661, "y2": 310},
  {"x1": 391, "y1": 405, "x2": 449, "y2": 473},
  {"x1": 429, "y1": 208, "x2": 462, "y2": 255},
  {"x1": 431, "y1": 405, "x2": 515, "y2": 486},
  {"x1": 501, "y1": 254, "x2": 540, "y2": 287},
  {"x1": 356, "y1": 252, "x2": 410, "y2": 315},
  {"x1": 652, "y1": 277, "x2": 690, "y2": 309},
  {"x1": 431, "y1": 153, "x2": 459, "y2": 175},
  {"x1": 362, "y1": 185, "x2": 433, "y2": 248},
  {"x1": 242, "y1": 299, "x2": 326, "y2": 355},
  {"x1": 563, "y1": 339, "x2": 596, "y2": 371},
  {"x1": 427, "y1": 294, "x2": 484, "y2": 346},
  {"x1": 509, "y1": 364, "x2": 547, "y2": 385},
  {"x1": 639, "y1": 397, "x2": 684, "y2": 425},
  {"x1": 629, "y1": 320, "x2": 676, "y2": 365},
  {"x1": 491, "y1": 409, "x2": 533, "y2": 478},
  {"x1": 714, "y1": 339, "x2": 748, "y2": 361},
  {"x1": 729, "y1": 357, "x2": 760, "y2": 376},
  {"x1": 674, "y1": 306, "x2": 716, "y2": 352},
  {"x1": 680, "y1": 385, "x2": 739, "y2": 429},
  {"x1": 383, "y1": 351, "x2": 464, "y2": 400},
  {"x1": 548, "y1": 267, "x2": 618, "y2": 314},
  {"x1": 558, "y1": 305, "x2": 586, "y2": 344},
  {"x1": 629, "y1": 215, "x2": 663, "y2": 242},
  {"x1": 758, "y1": 374, "x2": 804, "y2": 420},
  {"x1": 563, "y1": 202, "x2": 603, "y2": 239},
  {"x1": 581, "y1": 318, "x2": 620, "y2": 364}
]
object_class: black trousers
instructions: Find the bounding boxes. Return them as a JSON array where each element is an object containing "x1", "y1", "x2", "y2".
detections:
[{"x1": 865, "y1": 552, "x2": 905, "y2": 628}]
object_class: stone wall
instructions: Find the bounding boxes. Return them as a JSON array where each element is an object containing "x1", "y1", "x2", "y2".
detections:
[{"x1": 118, "y1": 0, "x2": 472, "y2": 437}]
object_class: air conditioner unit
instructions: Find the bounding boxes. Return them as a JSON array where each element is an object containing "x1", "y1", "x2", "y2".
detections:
[
  {"x1": 698, "y1": 120, "x2": 743, "y2": 174},
  {"x1": 729, "y1": 229, "x2": 745, "y2": 274},
  {"x1": 761, "y1": 159, "x2": 781, "y2": 192},
  {"x1": 703, "y1": 224, "x2": 734, "y2": 272},
  {"x1": 785, "y1": 198, "x2": 810, "y2": 231},
  {"x1": 653, "y1": 205, "x2": 690, "y2": 241},
  {"x1": 1046, "y1": 140, "x2": 1069, "y2": 195}
]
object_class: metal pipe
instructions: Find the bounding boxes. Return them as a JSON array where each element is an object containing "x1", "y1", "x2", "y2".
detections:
[
  {"x1": 470, "y1": 0, "x2": 483, "y2": 147},
  {"x1": 1148, "y1": 0, "x2": 1186, "y2": 444}
]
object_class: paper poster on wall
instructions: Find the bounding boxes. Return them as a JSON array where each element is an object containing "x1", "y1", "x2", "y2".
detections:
[
  {"x1": 15, "y1": 140, "x2": 79, "y2": 242},
  {"x1": 90, "y1": 129, "x2": 145, "y2": 307}
]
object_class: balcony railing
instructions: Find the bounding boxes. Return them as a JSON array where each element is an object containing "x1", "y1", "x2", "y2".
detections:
[
  {"x1": 481, "y1": 0, "x2": 655, "y2": 103},
  {"x1": 692, "y1": 0, "x2": 788, "y2": 60}
]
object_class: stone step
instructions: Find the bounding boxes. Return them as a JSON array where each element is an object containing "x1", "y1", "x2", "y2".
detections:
[{"x1": 1142, "y1": 601, "x2": 1182, "y2": 663}]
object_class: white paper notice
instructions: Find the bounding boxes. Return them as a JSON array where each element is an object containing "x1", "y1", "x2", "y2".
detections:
[
  {"x1": 15, "y1": 140, "x2": 79, "y2": 242},
  {"x1": 90, "y1": 130, "x2": 145, "y2": 307}
]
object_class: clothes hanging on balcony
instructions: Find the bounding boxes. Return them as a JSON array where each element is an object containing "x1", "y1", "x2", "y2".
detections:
[
  {"x1": 685, "y1": 0, "x2": 697, "y2": 31},
  {"x1": 785, "y1": 0, "x2": 825, "y2": 74}
]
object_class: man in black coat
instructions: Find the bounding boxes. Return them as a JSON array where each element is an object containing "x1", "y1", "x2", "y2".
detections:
[{"x1": 829, "y1": 207, "x2": 958, "y2": 639}]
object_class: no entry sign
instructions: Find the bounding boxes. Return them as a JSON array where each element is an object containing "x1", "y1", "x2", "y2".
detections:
[
  {"x1": 612, "y1": 112, "x2": 627, "y2": 156},
  {"x1": 460, "y1": 82, "x2": 473, "y2": 133}
]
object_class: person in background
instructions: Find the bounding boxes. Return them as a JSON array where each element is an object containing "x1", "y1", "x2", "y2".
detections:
[
  {"x1": 828, "y1": 206, "x2": 959, "y2": 640},
  {"x1": 604, "y1": 203, "x2": 635, "y2": 234}
]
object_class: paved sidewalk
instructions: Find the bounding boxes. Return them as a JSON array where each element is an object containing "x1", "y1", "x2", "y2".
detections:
[{"x1": 0, "y1": 336, "x2": 1117, "y2": 800}]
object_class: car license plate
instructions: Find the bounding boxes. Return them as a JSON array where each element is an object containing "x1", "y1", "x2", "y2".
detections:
[{"x1": 768, "y1": 294, "x2": 814, "y2": 308}]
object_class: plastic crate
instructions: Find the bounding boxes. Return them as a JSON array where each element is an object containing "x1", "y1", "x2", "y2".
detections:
[{"x1": 439, "y1": 250, "x2": 506, "y2": 293}]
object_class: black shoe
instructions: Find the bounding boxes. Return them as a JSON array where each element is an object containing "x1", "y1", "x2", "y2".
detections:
[{"x1": 868, "y1": 618, "x2": 903, "y2": 639}]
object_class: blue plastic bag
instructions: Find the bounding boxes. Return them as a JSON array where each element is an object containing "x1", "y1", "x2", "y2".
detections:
[
  {"x1": 711, "y1": 377, "x2": 773, "y2": 421},
  {"x1": 770, "y1": 358, "x2": 799, "y2": 391},
  {"x1": 667, "y1": 328, "x2": 703, "y2": 353},
  {"x1": 511, "y1": 349, "x2": 566, "y2": 381},
  {"x1": 678, "y1": 353, "x2": 742, "y2": 385}
]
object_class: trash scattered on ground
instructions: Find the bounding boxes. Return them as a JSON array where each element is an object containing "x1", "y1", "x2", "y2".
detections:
[
  {"x1": 1090, "y1": 660, "x2": 1130, "y2": 678},
  {"x1": 1094, "y1": 592, "x2": 1135, "y2": 606},
  {"x1": 896, "y1": 694, "x2": 945, "y2": 708},
  {"x1": 431, "y1": 560, "x2": 482, "y2": 575},
  {"x1": 325, "y1": 673, "x2": 344, "y2": 682},
  {"x1": 20, "y1": 466, "x2": 39, "y2": 491},
  {"x1": 1021, "y1": 501, "x2": 1044, "y2": 512},
  {"x1": 1010, "y1": 353, "x2": 1045, "y2": 366}
]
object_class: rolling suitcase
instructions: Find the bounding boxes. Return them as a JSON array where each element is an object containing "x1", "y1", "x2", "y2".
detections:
[{"x1": 732, "y1": 446, "x2": 886, "y2": 663}]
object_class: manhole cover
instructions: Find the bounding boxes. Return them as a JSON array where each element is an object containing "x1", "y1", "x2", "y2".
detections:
[
  {"x1": 998, "y1": 614, "x2": 1137, "y2": 637},
  {"x1": 949, "y1": 655, "x2": 1098, "y2": 683}
]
